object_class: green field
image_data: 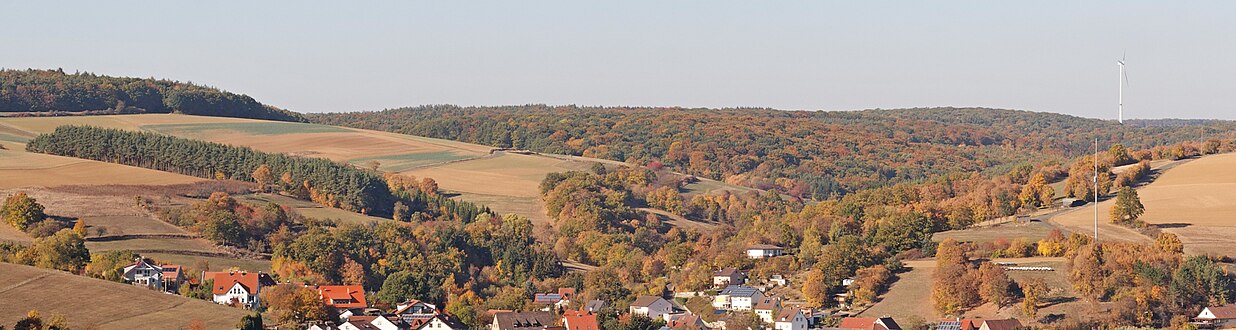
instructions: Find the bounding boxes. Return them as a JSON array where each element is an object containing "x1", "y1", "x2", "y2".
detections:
[{"x1": 142, "y1": 121, "x2": 352, "y2": 136}]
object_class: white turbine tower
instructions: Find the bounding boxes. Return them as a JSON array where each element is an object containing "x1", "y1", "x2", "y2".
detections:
[{"x1": 1118, "y1": 54, "x2": 1129, "y2": 123}]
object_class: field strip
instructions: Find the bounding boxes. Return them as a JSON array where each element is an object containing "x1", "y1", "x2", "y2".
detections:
[{"x1": 0, "y1": 273, "x2": 51, "y2": 295}]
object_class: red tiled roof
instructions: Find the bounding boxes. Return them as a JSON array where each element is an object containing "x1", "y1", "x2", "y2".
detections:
[
  {"x1": 318, "y1": 285, "x2": 367, "y2": 309},
  {"x1": 558, "y1": 287, "x2": 577, "y2": 299},
  {"x1": 838, "y1": 317, "x2": 900, "y2": 330},
  {"x1": 209, "y1": 271, "x2": 265, "y2": 295},
  {"x1": 562, "y1": 310, "x2": 599, "y2": 330},
  {"x1": 666, "y1": 314, "x2": 702, "y2": 329}
]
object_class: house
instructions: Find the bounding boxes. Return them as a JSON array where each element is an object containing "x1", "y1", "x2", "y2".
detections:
[
  {"x1": 978, "y1": 319, "x2": 1022, "y2": 330},
  {"x1": 412, "y1": 314, "x2": 466, "y2": 330},
  {"x1": 394, "y1": 300, "x2": 439, "y2": 325},
  {"x1": 713, "y1": 285, "x2": 763, "y2": 311},
  {"x1": 630, "y1": 296, "x2": 674, "y2": 319},
  {"x1": 206, "y1": 270, "x2": 276, "y2": 309},
  {"x1": 753, "y1": 298, "x2": 780, "y2": 324},
  {"x1": 746, "y1": 244, "x2": 784, "y2": 259},
  {"x1": 160, "y1": 264, "x2": 186, "y2": 292},
  {"x1": 583, "y1": 300, "x2": 607, "y2": 312},
  {"x1": 712, "y1": 268, "x2": 745, "y2": 287},
  {"x1": 837, "y1": 317, "x2": 901, "y2": 330},
  {"x1": 490, "y1": 311, "x2": 557, "y2": 330},
  {"x1": 664, "y1": 314, "x2": 708, "y2": 330},
  {"x1": 562, "y1": 310, "x2": 599, "y2": 330},
  {"x1": 935, "y1": 319, "x2": 1022, "y2": 330},
  {"x1": 307, "y1": 322, "x2": 339, "y2": 330},
  {"x1": 767, "y1": 274, "x2": 788, "y2": 287},
  {"x1": 122, "y1": 258, "x2": 163, "y2": 289},
  {"x1": 340, "y1": 315, "x2": 408, "y2": 330},
  {"x1": 1198, "y1": 305, "x2": 1236, "y2": 329},
  {"x1": 773, "y1": 308, "x2": 807, "y2": 330},
  {"x1": 318, "y1": 285, "x2": 368, "y2": 309}
]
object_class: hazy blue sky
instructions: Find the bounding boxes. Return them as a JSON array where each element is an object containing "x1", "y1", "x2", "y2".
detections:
[{"x1": 3, "y1": 1, "x2": 1234, "y2": 119}]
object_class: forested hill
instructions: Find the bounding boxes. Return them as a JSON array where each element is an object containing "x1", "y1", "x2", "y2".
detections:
[
  {"x1": 308, "y1": 105, "x2": 1236, "y2": 200},
  {"x1": 0, "y1": 69, "x2": 305, "y2": 122}
]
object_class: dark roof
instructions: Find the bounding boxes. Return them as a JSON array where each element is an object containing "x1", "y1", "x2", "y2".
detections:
[
  {"x1": 344, "y1": 316, "x2": 381, "y2": 330},
  {"x1": 631, "y1": 296, "x2": 666, "y2": 308},
  {"x1": 583, "y1": 300, "x2": 607, "y2": 312},
  {"x1": 492, "y1": 311, "x2": 556, "y2": 330},
  {"x1": 718, "y1": 285, "x2": 761, "y2": 297},
  {"x1": 713, "y1": 268, "x2": 741, "y2": 277},
  {"x1": 534, "y1": 293, "x2": 563, "y2": 304},
  {"x1": 747, "y1": 244, "x2": 783, "y2": 250}
]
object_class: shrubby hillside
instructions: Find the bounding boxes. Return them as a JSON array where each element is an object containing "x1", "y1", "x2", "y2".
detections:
[
  {"x1": 0, "y1": 69, "x2": 305, "y2": 122},
  {"x1": 309, "y1": 105, "x2": 1236, "y2": 199}
]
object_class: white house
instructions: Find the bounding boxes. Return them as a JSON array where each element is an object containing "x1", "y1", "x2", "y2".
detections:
[
  {"x1": 773, "y1": 308, "x2": 807, "y2": 330},
  {"x1": 713, "y1": 285, "x2": 763, "y2": 311},
  {"x1": 122, "y1": 258, "x2": 163, "y2": 289},
  {"x1": 340, "y1": 315, "x2": 405, "y2": 330},
  {"x1": 753, "y1": 298, "x2": 780, "y2": 324},
  {"x1": 712, "y1": 268, "x2": 745, "y2": 287},
  {"x1": 1198, "y1": 305, "x2": 1236, "y2": 329},
  {"x1": 414, "y1": 314, "x2": 466, "y2": 330},
  {"x1": 207, "y1": 271, "x2": 274, "y2": 309},
  {"x1": 746, "y1": 244, "x2": 784, "y2": 259},
  {"x1": 630, "y1": 296, "x2": 674, "y2": 319}
]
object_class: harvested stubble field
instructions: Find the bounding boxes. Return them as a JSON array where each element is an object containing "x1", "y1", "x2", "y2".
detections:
[
  {"x1": 0, "y1": 149, "x2": 203, "y2": 189},
  {"x1": 1052, "y1": 153, "x2": 1236, "y2": 256},
  {"x1": 0, "y1": 263, "x2": 248, "y2": 329}
]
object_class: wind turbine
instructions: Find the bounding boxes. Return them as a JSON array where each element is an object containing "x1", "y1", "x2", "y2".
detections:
[{"x1": 1118, "y1": 54, "x2": 1129, "y2": 123}]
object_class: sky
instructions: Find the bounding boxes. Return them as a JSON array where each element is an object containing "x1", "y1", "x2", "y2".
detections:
[{"x1": 2, "y1": 1, "x2": 1234, "y2": 119}]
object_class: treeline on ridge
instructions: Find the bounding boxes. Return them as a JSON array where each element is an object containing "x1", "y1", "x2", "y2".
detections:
[
  {"x1": 0, "y1": 69, "x2": 305, "y2": 122},
  {"x1": 308, "y1": 105, "x2": 1236, "y2": 200},
  {"x1": 24, "y1": 125, "x2": 489, "y2": 221}
]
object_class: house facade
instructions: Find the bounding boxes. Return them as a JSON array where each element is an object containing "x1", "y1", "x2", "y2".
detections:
[
  {"x1": 745, "y1": 244, "x2": 784, "y2": 259},
  {"x1": 341, "y1": 315, "x2": 407, "y2": 330},
  {"x1": 712, "y1": 268, "x2": 745, "y2": 287},
  {"x1": 630, "y1": 296, "x2": 674, "y2": 319},
  {"x1": 714, "y1": 285, "x2": 763, "y2": 311},
  {"x1": 774, "y1": 308, "x2": 807, "y2": 330},
  {"x1": 753, "y1": 298, "x2": 780, "y2": 324},
  {"x1": 122, "y1": 258, "x2": 164, "y2": 289},
  {"x1": 207, "y1": 271, "x2": 274, "y2": 309}
]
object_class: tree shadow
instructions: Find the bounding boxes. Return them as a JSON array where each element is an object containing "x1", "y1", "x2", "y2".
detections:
[
  {"x1": 1156, "y1": 223, "x2": 1191, "y2": 229},
  {"x1": 1042, "y1": 296, "x2": 1078, "y2": 308}
]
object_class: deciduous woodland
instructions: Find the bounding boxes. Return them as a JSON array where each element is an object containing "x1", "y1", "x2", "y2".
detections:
[
  {"x1": 310, "y1": 105, "x2": 1236, "y2": 199},
  {"x1": 0, "y1": 69, "x2": 305, "y2": 121}
]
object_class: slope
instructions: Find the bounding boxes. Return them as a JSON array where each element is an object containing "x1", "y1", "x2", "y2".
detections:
[{"x1": 0, "y1": 262, "x2": 248, "y2": 329}]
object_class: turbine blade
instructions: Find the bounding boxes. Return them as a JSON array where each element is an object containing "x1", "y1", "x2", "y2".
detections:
[{"x1": 1124, "y1": 68, "x2": 1130, "y2": 87}]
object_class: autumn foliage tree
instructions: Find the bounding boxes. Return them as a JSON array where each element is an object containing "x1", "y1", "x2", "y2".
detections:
[
  {"x1": 1109, "y1": 187, "x2": 1145, "y2": 227},
  {"x1": 260, "y1": 285, "x2": 327, "y2": 326},
  {"x1": 2, "y1": 192, "x2": 46, "y2": 231}
]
